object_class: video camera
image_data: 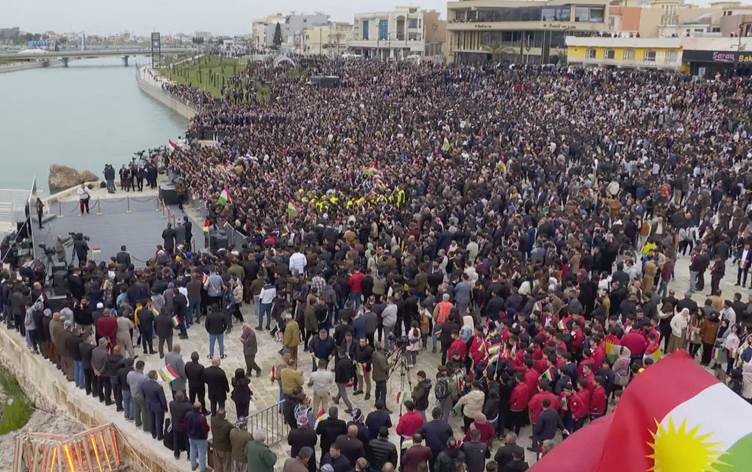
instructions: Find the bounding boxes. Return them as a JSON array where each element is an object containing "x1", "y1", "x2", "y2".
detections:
[{"x1": 390, "y1": 334, "x2": 409, "y2": 350}]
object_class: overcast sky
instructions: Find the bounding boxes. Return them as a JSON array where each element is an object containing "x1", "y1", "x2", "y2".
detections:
[{"x1": 4, "y1": 0, "x2": 447, "y2": 36}]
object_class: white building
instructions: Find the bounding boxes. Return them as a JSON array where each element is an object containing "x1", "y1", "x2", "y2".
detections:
[
  {"x1": 349, "y1": 6, "x2": 446, "y2": 60},
  {"x1": 251, "y1": 12, "x2": 331, "y2": 51}
]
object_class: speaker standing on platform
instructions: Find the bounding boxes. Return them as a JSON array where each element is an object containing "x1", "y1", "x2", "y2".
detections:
[
  {"x1": 77, "y1": 184, "x2": 91, "y2": 215},
  {"x1": 36, "y1": 197, "x2": 44, "y2": 229}
]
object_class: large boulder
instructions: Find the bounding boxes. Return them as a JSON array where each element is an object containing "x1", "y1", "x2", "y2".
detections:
[{"x1": 48, "y1": 165, "x2": 99, "y2": 193}]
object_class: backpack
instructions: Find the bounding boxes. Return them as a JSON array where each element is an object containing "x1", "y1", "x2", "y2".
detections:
[{"x1": 435, "y1": 378, "x2": 449, "y2": 401}]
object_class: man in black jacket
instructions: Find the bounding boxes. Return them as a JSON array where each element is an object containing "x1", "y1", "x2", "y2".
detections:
[
  {"x1": 411, "y1": 371, "x2": 432, "y2": 421},
  {"x1": 78, "y1": 333, "x2": 96, "y2": 395},
  {"x1": 105, "y1": 345, "x2": 126, "y2": 412},
  {"x1": 532, "y1": 399, "x2": 565, "y2": 452},
  {"x1": 461, "y1": 429, "x2": 488, "y2": 472},
  {"x1": 315, "y1": 406, "x2": 347, "y2": 460},
  {"x1": 354, "y1": 337, "x2": 373, "y2": 399},
  {"x1": 494, "y1": 433, "x2": 524, "y2": 472},
  {"x1": 335, "y1": 424, "x2": 366, "y2": 466},
  {"x1": 204, "y1": 357, "x2": 229, "y2": 415},
  {"x1": 115, "y1": 246, "x2": 132, "y2": 267},
  {"x1": 155, "y1": 309, "x2": 174, "y2": 359},
  {"x1": 184, "y1": 351, "x2": 207, "y2": 413},
  {"x1": 333, "y1": 351, "x2": 354, "y2": 413},
  {"x1": 138, "y1": 303, "x2": 156, "y2": 355},
  {"x1": 141, "y1": 370, "x2": 167, "y2": 440},
  {"x1": 169, "y1": 390, "x2": 193, "y2": 460},
  {"x1": 419, "y1": 407, "x2": 453, "y2": 471},
  {"x1": 118, "y1": 358, "x2": 134, "y2": 420},
  {"x1": 367, "y1": 426, "x2": 398, "y2": 471},
  {"x1": 205, "y1": 305, "x2": 228, "y2": 359},
  {"x1": 288, "y1": 415, "x2": 318, "y2": 472}
]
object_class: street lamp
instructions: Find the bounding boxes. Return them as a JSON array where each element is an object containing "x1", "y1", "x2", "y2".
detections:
[{"x1": 735, "y1": 21, "x2": 750, "y2": 76}]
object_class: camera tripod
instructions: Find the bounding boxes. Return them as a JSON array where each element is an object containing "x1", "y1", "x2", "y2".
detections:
[{"x1": 387, "y1": 346, "x2": 413, "y2": 415}]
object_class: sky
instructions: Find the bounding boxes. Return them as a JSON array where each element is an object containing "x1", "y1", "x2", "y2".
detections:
[{"x1": 4, "y1": 0, "x2": 447, "y2": 37}]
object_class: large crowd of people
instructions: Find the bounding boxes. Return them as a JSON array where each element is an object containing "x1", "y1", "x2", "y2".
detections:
[{"x1": 3, "y1": 57, "x2": 752, "y2": 472}]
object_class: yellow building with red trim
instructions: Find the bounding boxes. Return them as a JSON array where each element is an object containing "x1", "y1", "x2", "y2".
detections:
[{"x1": 565, "y1": 37, "x2": 686, "y2": 71}]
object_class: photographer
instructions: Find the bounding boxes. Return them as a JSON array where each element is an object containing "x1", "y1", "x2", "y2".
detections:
[
  {"x1": 72, "y1": 233, "x2": 90, "y2": 267},
  {"x1": 371, "y1": 342, "x2": 389, "y2": 409}
]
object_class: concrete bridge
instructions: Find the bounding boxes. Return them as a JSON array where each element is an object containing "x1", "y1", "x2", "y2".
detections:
[{"x1": 0, "y1": 47, "x2": 198, "y2": 67}]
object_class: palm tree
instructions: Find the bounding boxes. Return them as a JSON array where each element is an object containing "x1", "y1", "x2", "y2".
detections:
[{"x1": 482, "y1": 43, "x2": 505, "y2": 62}]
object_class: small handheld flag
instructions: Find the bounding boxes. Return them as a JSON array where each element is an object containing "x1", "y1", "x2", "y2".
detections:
[{"x1": 159, "y1": 364, "x2": 179, "y2": 383}]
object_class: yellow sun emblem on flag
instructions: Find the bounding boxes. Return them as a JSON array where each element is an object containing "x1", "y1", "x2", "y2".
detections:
[{"x1": 647, "y1": 417, "x2": 725, "y2": 472}]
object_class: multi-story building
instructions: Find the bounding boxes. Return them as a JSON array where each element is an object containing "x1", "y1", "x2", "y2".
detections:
[
  {"x1": 446, "y1": 0, "x2": 609, "y2": 64},
  {"x1": 565, "y1": 35, "x2": 752, "y2": 76},
  {"x1": 251, "y1": 14, "x2": 286, "y2": 51},
  {"x1": 349, "y1": 6, "x2": 446, "y2": 60},
  {"x1": 302, "y1": 22, "x2": 353, "y2": 56},
  {"x1": 251, "y1": 12, "x2": 330, "y2": 51},
  {"x1": 566, "y1": 36, "x2": 684, "y2": 70},
  {"x1": 608, "y1": 0, "x2": 752, "y2": 38}
]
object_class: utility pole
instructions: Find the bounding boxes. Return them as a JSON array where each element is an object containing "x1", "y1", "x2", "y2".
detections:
[{"x1": 735, "y1": 22, "x2": 750, "y2": 76}]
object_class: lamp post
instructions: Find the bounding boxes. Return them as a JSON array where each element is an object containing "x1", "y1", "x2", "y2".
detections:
[{"x1": 735, "y1": 22, "x2": 750, "y2": 76}]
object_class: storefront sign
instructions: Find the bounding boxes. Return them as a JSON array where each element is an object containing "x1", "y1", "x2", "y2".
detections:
[
  {"x1": 684, "y1": 50, "x2": 749, "y2": 64},
  {"x1": 711, "y1": 51, "x2": 736, "y2": 63}
]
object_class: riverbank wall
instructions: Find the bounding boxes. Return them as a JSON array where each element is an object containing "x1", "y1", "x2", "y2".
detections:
[
  {"x1": 0, "y1": 326, "x2": 187, "y2": 472},
  {"x1": 0, "y1": 61, "x2": 50, "y2": 74},
  {"x1": 136, "y1": 66, "x2": 197, "y2": 120}
]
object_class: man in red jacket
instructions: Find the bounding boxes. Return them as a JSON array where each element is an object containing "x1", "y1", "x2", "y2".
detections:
[
  {"x1": 589, "y1": 376, "x2": 608, "y2": 419},
  {"x1": 96, "y1": 308, "x2": 118, "y2": 350},
  {"x1": 396, "y1": 400, "x2": 424, "y2": 449},
  {"x1": 446, "y1": 331, "x2": 467, "y2": 362},
  {"x1": 522, "y1": 359, "x2": 540, "y2": 394},
  {"x1": 528, "y1": 381, "x2": 561, "y2": 425},
  {"x1": 347, "y1": 270, "x2": 365, "y2": 308},
  {"x1": 508, "y1": 372, "x2": 530, "y2": 435},
  {"x1": 570, "y1": 379, "x2": 591, "y2": 431},
  {"x1": 620, "y1": 327, "x2": 648, "y2": 358}
]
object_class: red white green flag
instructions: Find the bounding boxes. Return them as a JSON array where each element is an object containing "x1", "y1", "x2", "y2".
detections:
[
  {"x1": 159, "y1": 364, "x2": 179, "y2": 383},
  {"x1": 534, "y1": 351, "x2": 752, "y2": 471}
]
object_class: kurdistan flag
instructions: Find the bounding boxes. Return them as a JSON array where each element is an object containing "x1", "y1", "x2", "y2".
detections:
[{"x1": 534, "y1": 351, "x2": 752, "y2": 472}]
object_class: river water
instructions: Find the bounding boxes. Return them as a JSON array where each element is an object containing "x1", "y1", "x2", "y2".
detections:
[{"x1": 0, "y1": 56, "x2": 187, "y2": 192}]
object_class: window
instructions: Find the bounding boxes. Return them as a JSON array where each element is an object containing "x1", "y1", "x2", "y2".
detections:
[
  {"x1": 408, "y1": 32, "x2": 421, "y2": 41},
  {"x1": 378, "y1": 19, "x2": 388, "y2": 40},
  {"x1": 541, "y1": 7, "x2": 571, "y2": 21},
  {"x1": 362, "y1": 20, "x2": 369, "y2": 40},
  {"x1": 665, "y1": 50, "x2": 678, "y2": 63},
  {"x1": 623, "y1": 49, "x2": 635, "y2": 60},
  {"x1": 575, "y1": 6, "x2": 604, "y2": 23},
  {"x1": 644, "y1": 50, "x2": 656, "y2": 61},
  {"x1": 605, "y1": 49, "x2": 615, "y2": 60},
  {"x1": 408, "y1": 18, "x2": 418, "y2": 29},
  {"x1": 589, "y1": 8, "x2": 604, "y2": 23},
  {"x1": 587, "y1": 48, "x2": 596, "y2": 59}
]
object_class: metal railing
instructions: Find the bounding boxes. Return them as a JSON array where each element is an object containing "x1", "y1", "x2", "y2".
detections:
[{"x1": 247, "y1": 400, "x2": 290, "y2": 445}]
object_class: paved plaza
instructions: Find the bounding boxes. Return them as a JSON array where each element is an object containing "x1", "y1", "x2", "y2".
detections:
[{"x1": 24, "y1": 191, "x2": 750, "y2": 470}]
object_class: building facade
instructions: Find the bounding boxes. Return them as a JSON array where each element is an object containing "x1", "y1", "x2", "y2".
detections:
[
  {"x1": 566, "y1": 36, "x2": 685, "y2": 70},
  {"x1": 565, "y1": 35, "x2": 752, "y2": 76},
  {"x1": 303, "y1": 22, "x2": 353, "y2": 56},
  {"x1": 349, "y1": 6, "x2": 446, "y2": 60},
  {"x1": 608, "y1": 0, "x2": 752, "y2": 38},
  {"x1": 446, "y1": 0, "x2": 609, "y2": 64},
  {"x1": 251, "y1": 12, "x2": 330, "y2": 51}
]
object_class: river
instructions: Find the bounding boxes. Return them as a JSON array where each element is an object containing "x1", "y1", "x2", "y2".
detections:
[{"x1": 0, "y1": 56, "x2": 187, "y2": 192}]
